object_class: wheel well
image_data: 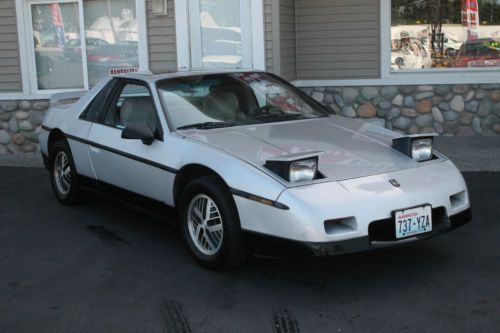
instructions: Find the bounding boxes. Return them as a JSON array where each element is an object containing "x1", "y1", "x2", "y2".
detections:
[
  {"x1": 47, "y1": 129, "x2": 66, "y2": 154},
  {"x1": 173, "y1": 164, "x2": 228, "y2": 206}
]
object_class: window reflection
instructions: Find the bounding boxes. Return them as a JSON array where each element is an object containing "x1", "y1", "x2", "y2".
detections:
[
  {"x1": 32, "y1": 3, "x2": 84, "y2": 90},
  {"x1": 31, "y1": 0, "x2": 139, "y2": 91},
  {"x1": 391, "y1": 0, "x2": 500, "y2": 70},
  {"x1": 84, "y1": 0, "x2": 139, "y2": 86},
  {"x1": 200, "y1": 0, "x2": 242, "y2": 68}
]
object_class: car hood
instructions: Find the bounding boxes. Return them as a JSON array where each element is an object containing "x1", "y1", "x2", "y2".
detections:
[{"x1": 182, "y1": 116, "x2": 442, "y2": 182}]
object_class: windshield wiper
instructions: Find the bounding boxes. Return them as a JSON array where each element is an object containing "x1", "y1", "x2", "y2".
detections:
[
  {"x1": 177, "y1": 121, "x2": 238, "y2": 130},
  {"x1": 253, "y1": 113, "x2": 306, "y2": 121}
]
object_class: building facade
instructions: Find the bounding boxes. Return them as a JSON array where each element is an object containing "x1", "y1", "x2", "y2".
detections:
[{"x1": 0, "y1": 0, "x2": 499, "y2": 155}]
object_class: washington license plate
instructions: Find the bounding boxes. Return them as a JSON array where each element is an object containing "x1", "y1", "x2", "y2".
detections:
[{"x1": 395, "y1": 205, "x2": 432, "y2": 239}]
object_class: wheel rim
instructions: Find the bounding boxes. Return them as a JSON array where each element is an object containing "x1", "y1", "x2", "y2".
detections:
[
  {"x1": 53, "y1": 151, "x2": 72, "y2": 196},
  {"x1": 187, "y1": 194, "x2": 224, "y2": 256}
]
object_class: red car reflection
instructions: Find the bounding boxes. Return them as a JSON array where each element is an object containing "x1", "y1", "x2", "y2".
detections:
[{"x1": 454, "y1": 38, "x2": 500, "y2": 68}]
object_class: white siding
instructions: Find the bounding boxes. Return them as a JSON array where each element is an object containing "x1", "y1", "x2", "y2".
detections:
[
  {"x1": 296, "y1": 0, "x2": 380, "y2": 80},
  {"x1": 0, "y1": 0, "x2": 21, "y2": 92},
  {"x1": 146, "y1": 0, "x2": 177, "y2": 73},
  {"x1": 264, "y1": 0, "x2": 273, "y2": 72},
  {"x1": 279, "y1": 0, "x2": 296, "y2": 81}
]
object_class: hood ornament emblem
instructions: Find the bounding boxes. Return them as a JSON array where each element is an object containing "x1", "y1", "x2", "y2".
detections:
[{"x1": 389, "y1": 179, "x2": 400, "y2": 187}]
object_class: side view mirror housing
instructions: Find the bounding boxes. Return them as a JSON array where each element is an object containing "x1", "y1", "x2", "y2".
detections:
[{"x1": 121, "y1": 122, "x2": 155, "y2": 145}]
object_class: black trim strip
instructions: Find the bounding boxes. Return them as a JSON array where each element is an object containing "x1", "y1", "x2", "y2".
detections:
[
  {"x1": 230, "y1": 188, "x2": 289, "y2": 210},
  {"x1": 64, "y1": 133, "x2": 178, "y2": 174},
  {"x1": 77, "y1": 174, "x2": 177, "y2": 223},
  {"x1": 41, "y1": 125, "x2": 51, "y2": 132}
]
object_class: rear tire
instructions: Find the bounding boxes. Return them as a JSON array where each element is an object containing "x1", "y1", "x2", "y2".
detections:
[
  {"x1": 179, "y1": 175, "x2": 248, "y2": 270},
  {"x1": 49, "y1": 140, "x2": 82, "y2": 205}
]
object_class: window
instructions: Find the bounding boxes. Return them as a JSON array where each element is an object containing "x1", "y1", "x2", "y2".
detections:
[
  {"x1": 157, "y1": 72, "x2": 328, "y2": 130},
  {"x1": 104, "y1": 83, "x2": 158, "y2": 134},
  {"x1": 175, "y1": 0, "x2": 265, "y2": 71},
  {"x1": 26, "y1": 0, "x2": 145, "y2": 93},
  {"x1": 391, "y1": 0, "x2": 500, "y2": 71}
]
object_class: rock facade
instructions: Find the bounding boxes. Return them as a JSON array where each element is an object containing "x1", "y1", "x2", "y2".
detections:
[
  {"x1": 0, "y1": 100, "x2": 49, "y2": 155},
  {"x1": 302, "y1": 84, "x2": 500, "y2": 137},
  {"x1": 1, "y1": 84, "x2": 500, "y2": 155}
]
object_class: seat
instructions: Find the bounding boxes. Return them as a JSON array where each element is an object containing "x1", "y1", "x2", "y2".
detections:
[
  {"x1": 120, "y1": 96, "x2": 157, "y2": 131},
  {"x1": 202, "y1": 85, "x2": 243, "y2": 122}
]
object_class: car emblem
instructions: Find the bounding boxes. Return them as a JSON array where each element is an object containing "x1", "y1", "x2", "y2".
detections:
[{"x1": 389, "y1": 179, "x2": 400, "y2": 187}]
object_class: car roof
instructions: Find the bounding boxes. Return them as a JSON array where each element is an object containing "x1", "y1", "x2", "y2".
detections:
[{"x1": 112, "y1": 69, "x2": 263, "y2": 83}]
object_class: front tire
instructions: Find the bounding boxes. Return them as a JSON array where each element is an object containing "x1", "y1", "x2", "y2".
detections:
[
  {"x1": 49, "y1": 140, "x2": 82, "y2": 205},
  {"x1": 179, "y1": 176, "x2": 247, "y2": 270}
]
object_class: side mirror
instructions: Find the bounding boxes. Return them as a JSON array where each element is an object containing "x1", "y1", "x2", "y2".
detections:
[{"x1": 121, "y1": 122, "x2": 155, "y2": 145}]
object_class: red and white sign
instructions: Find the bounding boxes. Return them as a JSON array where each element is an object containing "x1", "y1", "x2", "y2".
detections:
[
  {"x1": 51, "y1": 3, "x2": 65, "y2": 48},
  {"x1": 461, "y1": 0, "x2": 480, "y2": 40}
]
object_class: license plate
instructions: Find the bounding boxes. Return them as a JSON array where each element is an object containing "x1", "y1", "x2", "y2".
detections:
[{"x1": 395, "y1": 205, "x2": 432, "y2": 239}]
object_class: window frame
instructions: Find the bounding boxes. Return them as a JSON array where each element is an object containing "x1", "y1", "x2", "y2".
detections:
[
  {"x1": 15, "y1": 0, "x2": 149, "y2": 97},
  {"x1": 99, "y1": 78, "x2": 165, "y2": 141}
]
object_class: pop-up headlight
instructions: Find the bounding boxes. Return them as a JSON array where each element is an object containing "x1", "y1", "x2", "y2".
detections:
[
  {"x1": 392, "y1": 134, "x2": 436, "y2": 162},
  {"x1": 265, "y1": 152, "x2": 322, "y2": 182}
]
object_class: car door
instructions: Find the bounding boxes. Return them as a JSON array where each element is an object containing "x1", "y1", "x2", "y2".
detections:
[{"x1": 87, "y1": 79, "x2": 175, "y2": 204}]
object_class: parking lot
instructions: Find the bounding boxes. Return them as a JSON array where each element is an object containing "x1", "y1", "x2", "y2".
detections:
[{"x1": 0, "y1": 167, "x2": 499, "y2": 332}]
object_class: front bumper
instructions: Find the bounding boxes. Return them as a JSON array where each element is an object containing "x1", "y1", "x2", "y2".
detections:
[
  {"x1": 235, "y1": 159, "x2": 470, "y2": 244},
  {"x1": 245, "y1": 208, "x2": 471, "y2": 257}
]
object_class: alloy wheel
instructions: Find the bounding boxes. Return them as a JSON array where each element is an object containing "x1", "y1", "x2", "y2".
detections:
[
  {"x1": 187, "y1": 194, "x2": 224, "y2": 255},
  {"x1": 53, "y1": 151, "x2": 72, "y2": 196}
]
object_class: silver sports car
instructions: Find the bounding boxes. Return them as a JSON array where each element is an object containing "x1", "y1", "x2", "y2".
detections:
[{"x1": 39, "y1": 70, "x2": 471, "y2": 269}]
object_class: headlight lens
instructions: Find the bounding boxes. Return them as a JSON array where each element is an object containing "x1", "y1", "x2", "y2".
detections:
[
  {"x1": 289, "y1": 159, "x2": 317, "y2": 182},
  {"x1": 412, "y1": 139, "x2": 433, "y2": 162}
]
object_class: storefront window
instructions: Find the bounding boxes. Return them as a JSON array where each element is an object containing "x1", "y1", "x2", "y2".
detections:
[
  {"x1": 199, "y1": 0, "x2": 243, "y2": 68},
  {"x1": 31, "y1": 3, "x2": 84, "y2": 90},
  {"x1": 29, "y1": 0, "x2": 140, "y2": 92},
  {"x1": 84, "y1": 0, "x2": 139, "y2": 86},
  {"x1": 391, "y1": 0, "x2": 500, "y2": 70}
]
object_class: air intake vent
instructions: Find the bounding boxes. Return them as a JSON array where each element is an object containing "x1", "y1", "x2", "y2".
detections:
[
  {"x1": 324, "y1": 217, "x2": 357, "y2": 235},
  {"x1": 450, "y1": 191, "x2": 467, "y2": 211}
]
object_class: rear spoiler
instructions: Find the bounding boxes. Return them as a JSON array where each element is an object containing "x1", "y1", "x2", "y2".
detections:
[{"x1": 50, "y1": 90, "x2": 87, "y2": 108}]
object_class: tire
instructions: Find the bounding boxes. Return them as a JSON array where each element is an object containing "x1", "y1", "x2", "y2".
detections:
[
  {"x1": 49, "y1": 140, "x2": 82, "y2": 205},
  {"x1": 179, "y1": 175, "x2": 248, "y2": 270}
]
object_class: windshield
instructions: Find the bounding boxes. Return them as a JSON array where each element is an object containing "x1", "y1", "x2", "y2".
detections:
[{"x1": 156, "y1": 72, "x2": 329, "y2": 130}]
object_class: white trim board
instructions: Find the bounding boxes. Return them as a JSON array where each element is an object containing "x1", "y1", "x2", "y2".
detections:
[
  {"x1": 0, "y1": 93, "x2": 52, "y2": 101},
  {"x1": 294, "y1": 70, "x2": 500, "y2": 87}
]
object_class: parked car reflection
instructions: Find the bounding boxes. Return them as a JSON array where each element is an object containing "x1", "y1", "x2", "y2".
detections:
[
  {"x1": 87, "y1": 41, "x2": 139, "y2": 85},
  {"x1": 454, "y1": 38, "x2": 500, "y2": 68},
  {"x1": 63, "y1": 38, "x2": 109, "y2": 61}
]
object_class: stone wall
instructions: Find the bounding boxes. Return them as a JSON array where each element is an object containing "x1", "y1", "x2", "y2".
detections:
[
  {"x1": 1, "y1": 83, "x2": 500, "y2": 155},
  {"x1": 0, "y1": 100, "x2": 49, "y2": 155},
  {"x1": 301, "y1": 84, "x2": 500, "y2": 136}
]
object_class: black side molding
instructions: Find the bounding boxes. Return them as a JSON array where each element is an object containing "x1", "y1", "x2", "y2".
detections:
[{"x1": 42, "y1": 126, "x2": 178, "y2": 174}]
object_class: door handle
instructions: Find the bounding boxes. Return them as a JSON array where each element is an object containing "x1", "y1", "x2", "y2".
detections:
[{"x1": 90, "y1": 146, "x2": 100, "y2": 154}]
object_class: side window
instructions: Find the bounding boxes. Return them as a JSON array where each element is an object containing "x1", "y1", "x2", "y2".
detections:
[
  {"x1": 79, "y1": 79, "x2": 118, "y2": 122},
  {"x1": 103, "y1": 83, "x2": 159, "y2": 134}
]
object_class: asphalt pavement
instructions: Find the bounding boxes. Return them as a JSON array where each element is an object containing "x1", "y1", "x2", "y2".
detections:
[{"x1": 0, "y1": 167, "x2": 499, "y2": 332}]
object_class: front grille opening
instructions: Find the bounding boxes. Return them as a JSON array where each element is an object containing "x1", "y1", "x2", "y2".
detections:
[
  {"x1": 450, "y1": 191, "x2": 467, "y2": 211},
  {"x1": 324, "y1": 217, "x2": 357, "y2": 235}
]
